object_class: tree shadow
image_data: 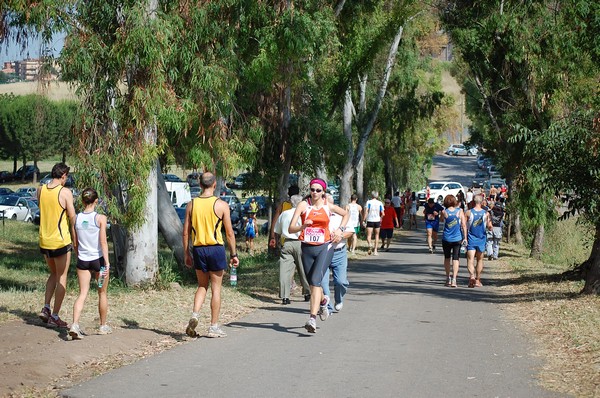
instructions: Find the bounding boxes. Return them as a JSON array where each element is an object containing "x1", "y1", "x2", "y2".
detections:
[
  {"x1": 120, "y1": 317, "x2": 187, "y2": 342},
  {"x1": 227, "y1": 321, "x2": 312, "y2": 337},
  {"x1": 0, "y1": 305, "x2": 70, "y2": 338}
]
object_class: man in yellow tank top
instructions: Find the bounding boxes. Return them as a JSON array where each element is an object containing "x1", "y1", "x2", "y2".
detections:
[
  {"x1": 182, "y1": 172, "x2": 239, "y2": 338},
  {"x1": 36, "y1": 163, "x2": 77, "y2": 328}
]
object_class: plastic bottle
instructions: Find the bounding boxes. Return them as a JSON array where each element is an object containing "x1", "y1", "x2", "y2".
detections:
[
  {"x1": 98, "y1": 266, "x2": 106, "y2": 288},
  {"x1": 460, "y1": 240, "x2": 467, "y2": 255},
  {"x1": 230, "y1": 265, "x2": 237, "y2": 287}
]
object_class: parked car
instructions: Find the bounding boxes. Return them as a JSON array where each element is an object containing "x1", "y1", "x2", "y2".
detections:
[
  {"x1": 190, "y1": 186, "x2": 201, "y2": 198},
  {"x1": 483, "y1": 178, "x2": 507, "y2": 192},
  {"x1": 0, "y1": 195, "x2": 38, "y2": 222},
  {"x1": 14, "y1": 165, "x2": 40, "y2": 180},
  {"x1": 232, "y1": 173, "x2": 251, "y2": 189},
  {"x1": 15, "y1": 187, "x2": 37, "y2": 197},
  {"x1": 472, "y1": 171, "x2": 489, "y2": 188},
  {"x1": 446, "y1": 144, "x2": 477, "y2": 156},
  {"x1": 416, "y1": 182, "x2": 464, "y2": 205},
  {"x1": 39, "y1": 173, "x2": 77, "y2": 188},
  {"x1": 186, "y1": 172, "x2": 201, "y2": 187},
  {"x1": 163, "y1": 174, "x2": 183, "y2": 183},
  {"x1": 0, "y1": 187, "x2": 15, "y2": 196},
  {"x1": 220, "y1": 195, "x2": 242, "y2": 214},
  {"x1": 0, "y1": 171, "x2": 13, "y2": 183},
  {"x1": 242, "y1": 195, "x2": 270, "y2": 216}
]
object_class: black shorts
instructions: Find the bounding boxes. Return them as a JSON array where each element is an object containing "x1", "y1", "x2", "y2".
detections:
[
  {"x1": 379, "y1": 228, "x2": 393, "y2": 239},
  {"x1": 192, "y1": 245, "x2": 227, "y2": 273},
  {"x1": 442, "y1": 240, "x2": 462, "y2": 260},
  {"x1": 40, "y1": 244, "x2": 73, "y2": 258},
  {"x1": 77, "y1": 257, "x2": 106, "y2": 273},
  {"x1": 366, "y1": 221, "x2": 381, "y2": 229}
]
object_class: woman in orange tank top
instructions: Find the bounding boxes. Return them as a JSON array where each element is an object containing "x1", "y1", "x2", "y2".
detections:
[{"x1": 288, "y1": 178, "x2": 348, "y2": 333}]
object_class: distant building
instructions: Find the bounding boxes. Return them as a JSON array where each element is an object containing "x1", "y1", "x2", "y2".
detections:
[{"x1": 15, "y1": 58, "x2": 42, "y2": 80}]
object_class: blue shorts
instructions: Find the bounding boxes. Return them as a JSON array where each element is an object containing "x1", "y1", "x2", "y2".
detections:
[
  {"x1": 425, "y1": 220, "x2": 439, "y2": 232},
  {"x1": 246, "y1": 229, "x2": 256, "y2": 239},
  {"x1": 192, "y1": 245, "x2": 227, "y2": 273},
  {"x1": 467, "y1": 238, "x2": 486, "y2": 253}
]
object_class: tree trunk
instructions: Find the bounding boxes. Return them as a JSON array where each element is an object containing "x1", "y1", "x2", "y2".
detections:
[
  {"x1": 582, "y1": 225, "x2": 600, "y2": 294},
  {"x1": 529, "y1": 223, "x2": 544, "y2": 260},
  {"x1": 356, "y1": 154, "x2": 365, "y2": 204},
  {"x1": 384, "y1": 154, "x2": 392, "y2": 197},
  {"x1": 339, "y1": 89, "x2": 354, "y2": 207},
  {"x1": 156, "y1": 165, "x2": 184, "y2": 268},
  {"x1": 125, "y1": 131, "x2": 159, "y2": 286},
  {"x1": 513, "y1": 212, "x2": 523, "y2": 245}
]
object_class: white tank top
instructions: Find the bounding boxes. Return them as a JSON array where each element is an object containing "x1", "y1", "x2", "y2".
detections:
[
  {"x1": 75, "y1": 211, "x2": 102, "y2": 261},
  {"x1": 348, "y1": 203, "x2": 359, "y2": 229}
]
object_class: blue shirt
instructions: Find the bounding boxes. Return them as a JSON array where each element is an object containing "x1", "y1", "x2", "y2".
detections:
[
  {"x1": 442, "y1": 207, "x2": 463, "y2": 242},
  {"x1": 468, "y1": 208, "x2": 488, "y2": 240}
]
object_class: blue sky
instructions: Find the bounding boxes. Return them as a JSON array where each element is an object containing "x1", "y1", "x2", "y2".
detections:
[{"x1": 0, "y1": 33, "x2": 65, "y2": 64}]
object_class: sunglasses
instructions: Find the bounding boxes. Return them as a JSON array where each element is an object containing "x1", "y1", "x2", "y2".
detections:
[{"x1": 310, "y1": 188, "x2": 323, "y2": 193}]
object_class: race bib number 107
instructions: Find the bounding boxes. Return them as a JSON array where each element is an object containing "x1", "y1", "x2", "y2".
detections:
[{"x1": 304, "y1": 227, "x2": 326, "y2": 243}]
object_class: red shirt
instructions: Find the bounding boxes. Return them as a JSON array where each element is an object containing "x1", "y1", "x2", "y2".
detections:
[{"x1": 381, "y1": 205, "x2": 395, "y2": 229}]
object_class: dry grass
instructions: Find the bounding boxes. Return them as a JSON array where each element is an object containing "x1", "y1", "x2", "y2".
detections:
[
  {"x1": 495, "y1": 243, "x2": 600, "y2": 398},
  {"x1": 0, "y1": 81, "x2": 77, "y2": 101}
]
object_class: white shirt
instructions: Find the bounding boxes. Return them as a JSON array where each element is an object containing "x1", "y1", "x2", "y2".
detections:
[
  {"x1": 75, "y1": 211, "x2": 102, "y2": 261},
  {"x1": 391, "y1": 195, "x2": 401, "y2": 207},
  {"x1": 347, "y1": 203, "x2": 359, "y2": 230},
  {"x1": 466, "y1": 191, "x2": 474, "y2": 203},
  {"x1": 365, "y1": 199, "x2": 384, "y2": 222},
  {"x1": 274, "y1": 208, "x2": 301, "y2": 240},
  {"x1": 329, "y1": 213, "x2": 347, "y2": 249}
]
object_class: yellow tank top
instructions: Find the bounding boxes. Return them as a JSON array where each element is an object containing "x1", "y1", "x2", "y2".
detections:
[
  {"x1": 282, "y1": 201, "x2": 292, "y2": 212},
  {"x1": 39, "y1": 184, "x2": 72, "y2": 249},
  {"x1": 191, "y1": 196, "x2": 224, "y2": 246}
]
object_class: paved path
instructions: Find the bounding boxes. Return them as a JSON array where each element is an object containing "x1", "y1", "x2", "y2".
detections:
[{"x1": 63, "y1": 155, "x2": 563, "y2": 398}]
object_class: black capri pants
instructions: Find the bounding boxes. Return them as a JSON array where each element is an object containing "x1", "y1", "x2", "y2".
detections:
[{"x1": 442, "y1": 240, "x2": 462, "y2": 261}]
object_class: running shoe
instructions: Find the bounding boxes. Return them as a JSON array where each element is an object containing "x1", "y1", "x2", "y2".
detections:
[
  {"x1": 38, "y1": 307, "x2": 51, "y2": 323},
  {"x1": 428, "y1": 247, "x2": 433, "y2": 254},
  {"x1": 334, "y1": 302, "x2": 343, "y2": 312},
  {"x1": 305, "y1": 317, "x2": 316, "y2": 333},
  {"x1": 207, "y1": 325, "x2": 227, "y2": 338},
  {"x1": 319, "y1": 296, "x2": 330, "y2": 321},
  {"x1": 475, "y1": 280, "x2": 483, "y2": 287},
  {"x1": 367, "y1": 246, "x2": 372, "y2": 255},
  {"x1": 99, "y1": 325, "x2": 113, "y2": 335},
  {"x1": 450, "y1": 278, "x2": 457, "y2": 288},
  {"x1": 468, "y1": 277, "x2": 476, "y2": 288},
  {"x1": 68, "y1": 324, "x2": 84, "y2": 340},
  {"x1": 445, "y1": 276, "x2": 452, "y2": 287},
  {"x1": 47, "y1": 315, "x2": 68, "y2": 328},
  {"x1": 373, "y1": 251, "x2": 379, "y2": 256},
  {"x1": 186, "y1": 317, "x2": 199, "y2": 337}
]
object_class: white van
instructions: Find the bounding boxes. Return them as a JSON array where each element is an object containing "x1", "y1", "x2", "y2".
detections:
[{"x1": 165, "y1": 181, "x2": 191, "y2": 207}]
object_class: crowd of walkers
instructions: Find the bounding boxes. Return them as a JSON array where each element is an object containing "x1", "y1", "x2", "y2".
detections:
[{"x1": 35, "y1": 163, "x2": 506, "y2": 338}]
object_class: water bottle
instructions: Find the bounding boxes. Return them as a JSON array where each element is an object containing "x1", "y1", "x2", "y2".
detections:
[
  {"x1": 230, "y1": 265, "x2": 237, "y2": 287},
  {"x1": 98, "y1": 266, "x2": 106, "y2": 288},
  {"x1": 460, "y1": 241, "x2": 467, "y2": 255}
]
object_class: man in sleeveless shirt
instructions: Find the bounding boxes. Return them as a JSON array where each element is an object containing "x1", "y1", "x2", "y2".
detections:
[
  {"x1": 37, "y1": 162, "x2": 77, "y2": 328},
  {"x1": 183, "y1": 172, "x2": 239, "y2": 338}
]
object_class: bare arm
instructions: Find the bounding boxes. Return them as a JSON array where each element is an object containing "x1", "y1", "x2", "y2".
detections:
[
  {"x1": 460, "y1": 210, "x2": 468, "y2": 241},
  {"x1": 218, "y1": 201, "x2": 239, "y2": 267},
  {"x1": 182, "y1": 201, "x2": 193, "y2": 268},
  {"x1": 61, "y1": 188, "x2": 77, "y2": 250},
  {"x1": 269, "y1": 203, "x2": 283, "y2": 247},
  {"x1": 97, "y1": 214, "x2": 110, "y2": 271},
  {"x1": 288, "y1": 201, "x2": 308, "y2": 234}
]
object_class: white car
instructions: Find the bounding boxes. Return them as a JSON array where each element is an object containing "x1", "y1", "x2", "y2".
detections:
[
  {"x1": 0, "y1": 195, "x2": 38, "y2": 222},
  {"x1": 446, "y1": 144, "x2": 477, "y2": 156},
  {"x1": 416, "y1": 182, "x2": 465, "y2": 205}
]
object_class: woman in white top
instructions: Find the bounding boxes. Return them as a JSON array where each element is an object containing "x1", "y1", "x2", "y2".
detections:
[
  {"x1": 69, "y1": 188, "x2": 111, "y2": 340},
  {"x1": 345, "y1": 194, "x2": 362, "y2": 253}
]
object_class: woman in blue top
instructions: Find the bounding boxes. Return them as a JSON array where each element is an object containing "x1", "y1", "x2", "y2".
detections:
[
  {"x1": 440, "y1": 195, "x2": 467, "y2": 287},
  {"x1": 465, "y1": 195, "x2": 493, "y2": 287}
]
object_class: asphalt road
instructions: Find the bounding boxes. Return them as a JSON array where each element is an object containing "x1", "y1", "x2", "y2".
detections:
[{"x1": 63, "y1": 155, "x2": 563, "y2": 398}]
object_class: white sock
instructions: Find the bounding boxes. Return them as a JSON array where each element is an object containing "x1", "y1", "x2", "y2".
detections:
[{"x1": 192, "y1": 312, "x2": 200, "y2": 319}]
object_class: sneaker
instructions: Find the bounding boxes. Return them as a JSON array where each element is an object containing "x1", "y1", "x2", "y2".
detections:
[
  {"x1": 39, "y1": 307, "x2": 51, "y2": 323},
  {"x1": 186, "y1": 317, "x2": 199, "y2": 337},
  {"x1": 47, "y1": 315, "x2": 68, "y2": 328},
  {"x1": 99, "y1": 325, "x2": 113, "y2": 335},
  {"x1": 373, "y1": 251, "x2": 379, "y2": 256},
  {"x1": 304, "y1": 317, "x2": 316, "y2": 333},
  {"x1": 334, "y1": 302, "x2": 343, "y2": 312},
  {"x1": 445, "y1": 276, "x2": 452, "y2": 287},
  {"x1": 69, "y1": 324, "x2": 84, "y2": 340},
  {"x1": 429, "y1": 247, "x2": 433, "y2": 254},
  {"x1": 207, "y1": 325, "x2": 227, "y2": 338},
  {"x1": 488, "y1": 255, "x2": 493, "y2": 261},
  {"x1": 367, "y1": 246, "x2": 372, "y2": 255},
  {"x1": 319, "y1": 296, "x2": 330, "y2": 321}
]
